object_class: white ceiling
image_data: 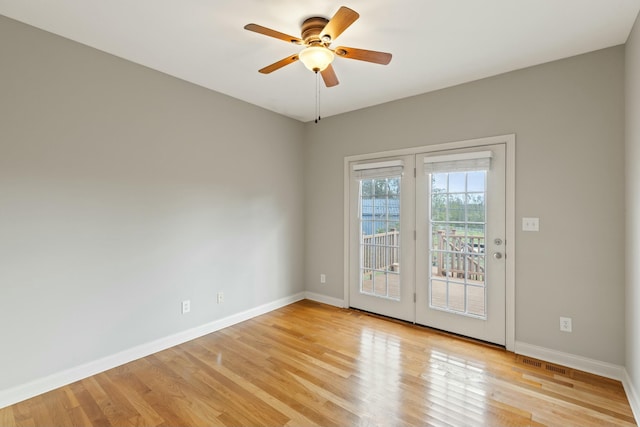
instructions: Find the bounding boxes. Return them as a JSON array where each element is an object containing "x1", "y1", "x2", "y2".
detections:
[{"x1": 1, "y1": 1, "x2": 639, "y2": 122}]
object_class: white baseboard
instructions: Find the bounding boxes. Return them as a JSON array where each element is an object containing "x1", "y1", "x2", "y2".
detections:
[
  {"x1": 0, "y1": 292, "x2": 306, "y2": 410},
  {"x1": 304, "y1": 291, "x2": 345, "y2": 308},
  {"x1": 621, "y1": 368, "x2": 640, "y2": 424},
  {"x1": 514, "y1": 341, "x2": 625, "y2": 380}
]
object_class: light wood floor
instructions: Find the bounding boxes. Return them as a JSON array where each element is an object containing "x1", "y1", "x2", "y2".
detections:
[{"x1": 0, "y1": 300, "x2": 636, "y2": 426}]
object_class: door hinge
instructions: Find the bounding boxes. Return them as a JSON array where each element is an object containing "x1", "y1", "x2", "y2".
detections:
[
  {"x1": 414, "y1": 167, "x2": 416, "y2": 177},
  {"x1": 414, "y1": 230, "x2": 417, "y2": 240},
  {"x1": 414, "y1": 293, "x2": 416, "y2": 303}
]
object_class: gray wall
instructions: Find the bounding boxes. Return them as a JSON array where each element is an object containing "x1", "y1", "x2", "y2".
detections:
[
  {"x1": 304, "y1": 47, "x2": 626, "y2": 365},
  {"x1": 0, "y1": 16, "x2": 305, "y2": 391},
  {"x1": 625, "y1": 12, "x2": 640, "y2": 408}
]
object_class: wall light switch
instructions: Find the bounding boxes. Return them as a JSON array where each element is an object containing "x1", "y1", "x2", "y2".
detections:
[
  {"x1": 522, "y1": 217, "x2": 540, "y2": 232},
  {"x1": 320, "y1": 274, "x2": 326, "y2": 284}
]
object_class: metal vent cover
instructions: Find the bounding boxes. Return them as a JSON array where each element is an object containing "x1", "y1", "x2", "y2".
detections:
[{"x1": 517, "y1": 355, "x2": 570, "y2": 377}]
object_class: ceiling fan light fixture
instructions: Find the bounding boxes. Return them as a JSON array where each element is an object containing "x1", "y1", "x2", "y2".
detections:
[{"x1": 299, "y1": 45, "x2": 335, "y2": 72}]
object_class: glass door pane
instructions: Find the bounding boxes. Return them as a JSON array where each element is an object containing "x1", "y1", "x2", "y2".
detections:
[
  {"x1": 429, "y1": 171, "x2": 487, "y2": 318},
  {"x1": 359, "y1": 176, "x2": 401, "y2": 300}
]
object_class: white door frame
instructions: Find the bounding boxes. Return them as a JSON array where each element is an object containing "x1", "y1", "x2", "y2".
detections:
[{"x1": 343, "y1": 134, "x2": 516, "y2": 351}]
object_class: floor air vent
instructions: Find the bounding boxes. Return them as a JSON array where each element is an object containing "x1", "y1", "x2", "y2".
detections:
[
  {"x1": 520, "y1": 357, "x2": 542, "y2": 368},
  {"x1": 517, "y1": 355, "x2": 570, "y2": 377},
  {"x1": 545, "y1": 363, "x2": 567, "y2": 375}
]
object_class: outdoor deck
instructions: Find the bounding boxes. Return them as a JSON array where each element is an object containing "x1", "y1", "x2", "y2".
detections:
[
  {"x1": 361, "y1": 267, "x2": 486, "y2": 317},
  {"x1": 361, "y1": 229, "x2": 487, "y2": 317}
]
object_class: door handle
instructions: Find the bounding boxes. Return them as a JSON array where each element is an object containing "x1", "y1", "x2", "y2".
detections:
[{"x1": 493, "y1": 252, "x2": 503, "y2": 260}]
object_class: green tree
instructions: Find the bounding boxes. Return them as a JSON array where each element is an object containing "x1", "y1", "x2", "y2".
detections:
[
  {"x1": 430, "y1": 174, "x2": 485, "y2": 235},
  {"x1": 361, "y1": 177, "x2": 400, "y2": 198}
]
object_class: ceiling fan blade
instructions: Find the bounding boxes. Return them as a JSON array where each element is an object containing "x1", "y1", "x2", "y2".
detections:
[
  {"x1": 320, "y1": 6, "x2": 359, "y2": 42},
  {"x1": 244, "y1": 23, "x2": 302, "y2": 45},
  {"x1": 258, "y1": 54, "x2": 299, "y2": 74},
  {"x1": 321, "y1": 64, "x2": 339, "y2": 87},
  {"x1": 334, "y1": 46, "x2": 392, "y2": 65}
]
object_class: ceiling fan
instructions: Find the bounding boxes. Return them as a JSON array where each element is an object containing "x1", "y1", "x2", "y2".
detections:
[{"x1": 244, "y1": 6, "x2": 392, "y2": 87}]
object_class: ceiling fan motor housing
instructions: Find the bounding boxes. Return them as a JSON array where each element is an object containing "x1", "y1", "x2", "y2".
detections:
[{"x1": 301, "y1": 17, "x2": 329, "y2": 45}]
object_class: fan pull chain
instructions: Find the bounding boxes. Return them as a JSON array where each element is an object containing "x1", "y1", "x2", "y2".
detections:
[{"x1": 315, "y1": 71, "x2": 321, "y2": 124}]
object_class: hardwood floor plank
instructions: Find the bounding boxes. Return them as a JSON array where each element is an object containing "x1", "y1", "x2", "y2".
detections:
[
  {"x1": 134, "y1": 354, "x2": 227, "y2": 426},
  {"x1": 103, "y1": 365, "x2": 165, "y2": 427},
  {"x1": 194, "y1": 342, "x2": 346, "y2": 426},
  {"x1": 212, "y1": 360, "x2": 317, "y2": 426},
  {"x1": 0, "y1": 404, "x2": 17, "y2": 427},
  {"x1": 28, "y1": 396, "x2": 56, "y2": 427},
  {"x1": 82, "y1": 375, "x2": 137, "y2": 426},
  {"x1": 0, "y1": 300, "x2": 636, "y2": 426},
  {"x1": 534, "y1": 374, "x2": 635, "y2": 416},
  {"x1": 40, "y1": 388, "x2": 76, "y2": 427},
  {"x1": 67, "y1": 380, "x2": 113, "y2": 427},
  {"x1": 63, "y1": 406, "x2": 89, "y2": 427}
]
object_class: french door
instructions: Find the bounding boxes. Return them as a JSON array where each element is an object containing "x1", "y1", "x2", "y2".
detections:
[
  {"x1": 348, "y1": 156, "x2": 415, "y2": 322},
  {"x1": 348, "y1": 143, "x2": 507, "y2": 345}
]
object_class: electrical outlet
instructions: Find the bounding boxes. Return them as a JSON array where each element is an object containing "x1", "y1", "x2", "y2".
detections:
[
  {"x1": 182, "y1": 300, "x2": 191, "y2": 314},
  {"x1": 217, "y1": 291, "x2": 224, "y2": 304},
  {"x1": 560, "y1": 316, "x2": 572, "y2": 332},
  {"x1": 522, "y1": 217, "x2": 540, "y2": 232},
  {"x1": 320, "y1": 274, "x2": 326, "y2": 284}
]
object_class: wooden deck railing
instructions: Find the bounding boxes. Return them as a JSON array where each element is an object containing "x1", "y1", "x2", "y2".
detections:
[
  {"x1": 361, "y1": 229, "x2": 485, "y2": 281},
  {"x1": 433, "y1": 230, "x2": 485, "y2": 281},
  {"x1": 362, "y1": 229, "x2": 400, "y2": 272}
]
